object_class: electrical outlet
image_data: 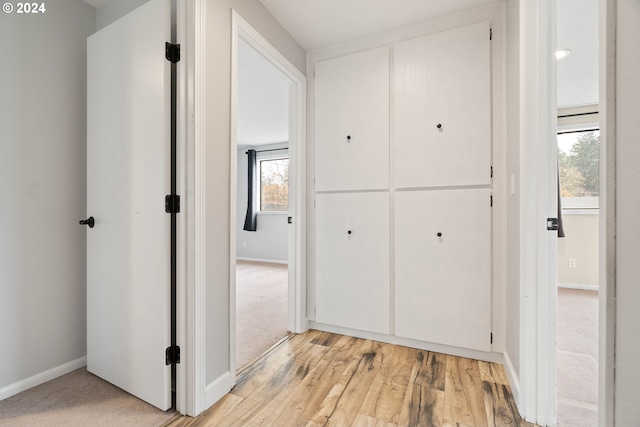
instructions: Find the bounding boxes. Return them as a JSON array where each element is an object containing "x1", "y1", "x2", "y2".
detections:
[{"x1": 569, "y1": 258, "x2": 577, "y2": 268}]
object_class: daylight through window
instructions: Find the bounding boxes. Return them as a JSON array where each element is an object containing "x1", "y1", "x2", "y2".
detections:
[
  {"x1": 260, "y1": 158, "x2": 289, "y2": 211},
  {"x1": 557, "y1": 128, "x2": 599, "y2": 208}
]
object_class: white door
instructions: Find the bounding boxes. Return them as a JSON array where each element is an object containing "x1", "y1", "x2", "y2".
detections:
[
  {"x1": 86, "y1": 0, "x2": 172, "y2": 411},
  {"x1": 314, "y1": 47, "x2": 390, "y2": 192},
  {"x1": 394, "y1": 22, "x2": 491, "y2": 189},
  {"x1": 394, "y1": 188, "x2": 492, "y2": 352},
  {"x1": 315, "y1": 192, "x2": 390, "y2": 334}
]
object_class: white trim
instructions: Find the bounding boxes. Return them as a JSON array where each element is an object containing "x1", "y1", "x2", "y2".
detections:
[
  {"x1": 236, "y1": 257, "x2": 288, "y2": 265},
  {"x1": 599, "y1": 0, "x2": 615, "y2": 425},
  {"x1": 177, "y1": 0, "x2": 206, "y2": 416},
  {"x1": 309, "y1": 322, "x2": 504, "y2": 365},
  {"x1": 503, "y1": 350, "x2": 521, "y2": 405},
  {"x1": 0, "y1": 357, "x2": 87, "y2": 401},
  {"x1": 561, "y1": 208, "x2": 599, "y2": 215},
  {"x1": 558, "y1": 282, "x2": 599, "y2": 291},
  {"x1": 204, "y1": 372, "x2": 235, "y2": 409},
  {"x1": 519, "y1": 0, "x2": 558, "y2": 424}
]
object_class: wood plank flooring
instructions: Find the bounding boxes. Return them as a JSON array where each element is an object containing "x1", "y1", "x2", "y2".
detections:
[{"x1": 164, "y1": 330, "x2": 537, "y2": 427}]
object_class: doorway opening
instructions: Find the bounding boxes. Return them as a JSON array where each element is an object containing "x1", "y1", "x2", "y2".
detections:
[
  {"x1": 555, "y1": 0, "x2": 600, "y2": 424},
  {"x1": 230, "y1": 12, "x2": 307, "y2": 374}
]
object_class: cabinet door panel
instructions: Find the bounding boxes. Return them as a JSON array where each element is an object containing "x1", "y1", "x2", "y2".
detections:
[
  {"x1": 394, "y1": 22, "x2": 491, "y2": 188},
  {"x1": 315, "y1": 47, "x2": 390, "y2": 192},
  {"x1": 316, "y1": 192, "x2": 390, "y2": 334},
  {"x1": 395, "y1": 189, "x2": 491, "y2": 351}
]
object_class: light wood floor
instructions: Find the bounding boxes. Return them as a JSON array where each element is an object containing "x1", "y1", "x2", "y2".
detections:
[{"x1": 165, "y1": 330, "x2": 536, "y2": 427}]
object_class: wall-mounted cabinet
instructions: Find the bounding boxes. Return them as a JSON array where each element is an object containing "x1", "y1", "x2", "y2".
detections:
[
  {"x1": 315, "y1": 192, "x2": 390, "y2": 334},
  {"x1": 394, "y1": 21, "x2": 491, "y2": 189},
  {"x1": 314, "y1": 47, "x2": 390, "y2": 192},
  {"x1": 394, "y1": 188, "x2": 492, "y2": 352}
]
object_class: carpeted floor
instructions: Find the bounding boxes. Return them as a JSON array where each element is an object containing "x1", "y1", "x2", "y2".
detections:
[
  {"x1": 236, "y1": 260, "x2": 289, "y2": 370},
  {"x1": 557, "y1": 288, "x2": 599, "y2": 427},
  {"x1": 0, "y1": 368, "x2": 175, "y2": 427}
]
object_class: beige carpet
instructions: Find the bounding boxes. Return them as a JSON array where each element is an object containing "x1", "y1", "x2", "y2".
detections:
[
  {"x1": 0, "y1": 368, "x2": 175, "y2": 427},
  {"x1": 236, "y1": 261, "x2": 289, "y2": 370},
  {"x1": 557, "y1": 288, "x2": 599, "y2": 427}
]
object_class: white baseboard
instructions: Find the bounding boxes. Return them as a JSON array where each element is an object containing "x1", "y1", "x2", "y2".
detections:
[
  {"x1": 309, "y1": 322, "x2": 504, "y2": 364},
  {"x1": 557, "y1": 282, "x2": 599, "y2": 291},
  {"x1": 236, "y1": 257, "x2": 288, "y2": 265},
  {"x1": 0, "y1": 356, "x2": 87, "y2": 401},
  {"x1": 503, "y1": 350, "x2": 520, "y2": 406},
  {"x1": 204, "y1": 371, "x2": 234, "y2": 410}
]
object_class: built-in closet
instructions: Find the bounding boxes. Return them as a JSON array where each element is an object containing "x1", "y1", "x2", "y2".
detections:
[{"x1": 313, "y1": 20, "x2": 496, "y2": 354}]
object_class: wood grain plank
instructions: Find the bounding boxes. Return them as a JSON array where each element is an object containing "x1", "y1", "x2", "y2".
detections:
[
  {"x1": 413, "y1": 351, "x2": 447, "y2": 391},
  {"x1": 359, "y1": 345, "x2": 418, "y2": 424},
  {"x1": 443, "y1": 356, "x2": 488, "y2": 426},
  {"x1": 478, "y1": 361, "x2": 510, "y2": 386},
  {"x1": 481, "y1": 381, "x2": 529, "y2": 427},
  {"x1": 397, "y1": 384, "x2": 445, "y2": 427},
  {"x1": 232, "y1": 332, "x2": 325, "y2": 399},
  {"x1": 307, "y1": 340, "x2": 385, "y2": 427},
  {"x1": 259, "y1": 334, "x2": 364, "y2": 426},
  {"x1": 352, "y1": 413, "x2": 398, "y2": 427},
  {"x1": 184, "y1": 393, "x2": 244, "y2": 427}
]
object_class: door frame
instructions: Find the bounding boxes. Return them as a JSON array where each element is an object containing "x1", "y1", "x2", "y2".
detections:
[
  {"x1": 519, "y1": 0, "x2": 616, "y2": 426},
  {"x1": 229, "y1": 11, "x2": 308, "y2": 346}
]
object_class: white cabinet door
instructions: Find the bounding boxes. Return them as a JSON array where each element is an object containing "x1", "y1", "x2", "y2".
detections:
[
  {"x1": 394, "y1": 189, "x2": 491, "y2": 352},
  {"x1": 87, "y1": 0, "x2": 171, "y2": 410},
  {"x1": 315, "y1": 192, "x2": 390, "y2": 334},
  {"x1": 315, "y1": 47, "x2": 390, "y2": 192},
  {"x1": 394, "y1": 22, "x2": 491, "y2": 189}
]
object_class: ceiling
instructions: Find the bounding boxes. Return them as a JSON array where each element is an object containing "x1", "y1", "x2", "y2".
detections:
[
  {"x1": 237, "y1": 38, "x2": 290, "y2": 147},
  {"x1": 258, "y1": 0, "x2": 497, "y2": 50},
  {"x1": 556, "y1": 0, "x2": 599, "y2": 108}
]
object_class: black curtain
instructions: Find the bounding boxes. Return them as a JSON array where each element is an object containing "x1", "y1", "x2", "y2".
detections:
[{"x1": 243, "y1": 149, "x2": 258, "y2": 232}]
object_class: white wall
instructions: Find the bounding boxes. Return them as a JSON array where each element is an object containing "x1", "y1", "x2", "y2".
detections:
[
  {"x1": 203, "y1": 0, "x2": 305, "y2": 389},
  {"x1": 96, "y1": 0, "x2": 148, "y2": 30},
  {"x1": 0, "y1": 0, "x2": 95, "y2": 397},
  {"x1": 557, "y1": 213, "x2": 599, "y2": 286},
  {"x1": 613, "y1": 0, "x2": 640, "y2": 423},
  {"x1": 236, "y1": 145, "x2": 289, "y2": 263}
]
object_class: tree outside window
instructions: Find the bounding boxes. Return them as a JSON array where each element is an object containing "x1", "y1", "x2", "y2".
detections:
[
  {"x1": 260, "y1": 158, "x2": 289, "y2": 211},
  {"x1": 558, "y1": 129, "x2": 599, "y2": 206}
]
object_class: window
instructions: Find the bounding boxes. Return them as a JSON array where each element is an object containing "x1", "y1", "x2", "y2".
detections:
[
  {"x1": 259, "y1": 157, "x2": 289, "y2": 211},
  {"x1": 558, "y1": 128, "x2": 599, "y2": 209}
]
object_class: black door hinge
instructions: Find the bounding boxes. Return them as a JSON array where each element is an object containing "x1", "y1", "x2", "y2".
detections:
[
  {"x1": 165, "y1": 42, "x2": 180, "y2": 63},
  {"x1": 491, "y1": 166, "x2": 493, "y2": 178},
  {"x1": 165, "y1": 345, "x2": 181, "y2": 365},
  {"x1": 547, "y1": 217, "x2": 559, "y2": 231},
  {"x1": 490, "y1": 195, "x2": 493, "y2": 207},
  {"x1": 491, "y1": 333, "x2": 493, "y2": 344},
  {"x1": 490, "y1": 28, "x2": 493, "y2": 40},
  {"x1": 165, "y1": 195, "x2": 181, "y2": 213}
]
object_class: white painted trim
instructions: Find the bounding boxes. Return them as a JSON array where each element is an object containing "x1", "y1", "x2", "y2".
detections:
[
  {"x1": 0, "y1": 357, "x2": 87, "y2": 401},
  {"x1": 503, "y1": 350, "x2": 521, "y2": 405},
  {"x1": 599, "y1": 0, "x2": 615, "y2": 425},
  {"x1": 236, "y1": 257, "x2": 288, "y2": 265},
  {"x1": 309, "y1": 322, "x2": 504, "y2": 365},
  {"x1": 204, "y1": 372, "x2": 235, "y2": 409},
  {"x1": 558, "y1": 283, "x2": 599, "y2": 291},
  {"x1": 519, "y1": 0, "x2": 558, "y2": 424},
  {"x1": 177, "y1": 0, "x2": 206, "y2": 417}
]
